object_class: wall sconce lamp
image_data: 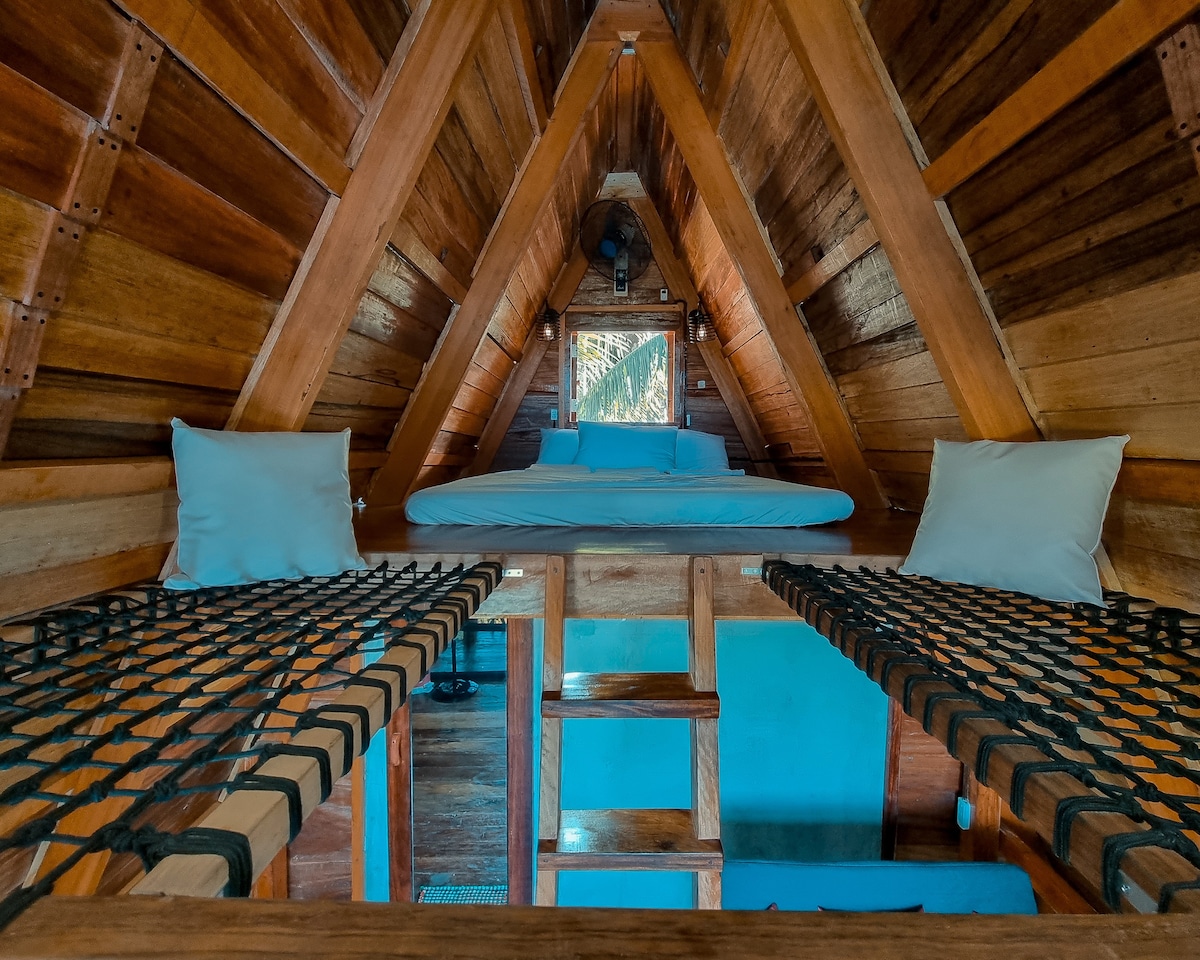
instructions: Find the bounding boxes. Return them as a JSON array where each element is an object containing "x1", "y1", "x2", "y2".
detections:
[
  {"x1": 535, "y1": 305, "x2": 561, "y2": 342},
  {"x1": 687, "y1": 305, "x2": 715, "y2": 343}
]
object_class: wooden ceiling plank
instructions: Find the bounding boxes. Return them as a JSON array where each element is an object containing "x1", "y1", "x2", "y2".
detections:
[
  {"x1": 785, "y1": 219, "x2": 880, "y2": 303},
  {"x1": 227, "y1": 0, "x2": 493, "y2": 433},
  {"x1": 367, "y1": 36, "x2": 621, "y2": 506},
  {"x1": 0, "y1": 22, "x2": 163, "y2": 458},
  {"x1": 922, "y1": 0, "x2": 1200, "y2": 199},
  {"x1": 770, "y1": 0, "x2": 1040, "y2": 444},
  {"x1": 114, "y1": 0, "x2": 351, "y2": 193},
  {"x1": 636, "y1": 31, "x2": 883, "y2": 508},
  {"x1": 467, "y1": 332, "x2": 550, "y2": 476},
  {"x1": 502, "y1": 0, "x2": 550, "y2": 134},
  {"x1": 624, "y1": 185, "x2": 779, "y2": 479},
  {"x1": 389, "y1": 221, "x2": 469, "y2": 304}
]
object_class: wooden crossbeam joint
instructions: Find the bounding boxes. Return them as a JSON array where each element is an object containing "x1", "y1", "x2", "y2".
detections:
[{"x1": 1158, "y1": 21, "x2": 1200, "y2": 177}]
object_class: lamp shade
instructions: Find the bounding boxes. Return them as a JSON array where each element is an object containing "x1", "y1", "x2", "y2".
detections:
[
  {"x1": 687, "y1": 306, "x2": 715, "y2": 343},
  {"x1": 535, "y1": 306, "x2": 561, "y2": 342}
]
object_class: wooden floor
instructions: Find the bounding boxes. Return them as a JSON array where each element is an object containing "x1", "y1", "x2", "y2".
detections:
[
  {"x1": 413, "y1": 629, "x2": 508, "y2": 890},
  {"x1": 355, "y1": 508, "x2": 919, "y2": 560}
]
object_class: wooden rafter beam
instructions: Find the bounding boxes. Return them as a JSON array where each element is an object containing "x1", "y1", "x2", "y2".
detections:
[
  {"x1": 113, "y1": 0, "x2": 351, "y2": 193},
  {"x1": 922, "y1": 0, "x2": 1200, "y2": 198},
  {"x1": 227, "y1": 0, "x2": 493, "y2": 432},
  {"x1": 466, "y1": 243, "x2": 591, "y2": 477},
  {"x1": 501, "y1": 0, "x2": 549, "y2": 135},
  {"x1": 770, "y1": 0, "x2": 1040, "y2": 443},
  {"x1": 785, "y1": 220, "x2": 880, "y2": 304},
  {"x1": 636, "y1": 24, "x2": 884, "y2": 507},
  {"x1": 367, "y1": 29, "x2": 622, "y2": 506},
  {"x1": 623, "y1": 184, "x2": 779, "y2": 479}
]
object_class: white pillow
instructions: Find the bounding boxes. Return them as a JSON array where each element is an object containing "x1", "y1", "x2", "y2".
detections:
[
  {"x1": 166, "y1": 419, "x2": 366, "y2": 589},
  {"x1": 573, "y1": 422, "x2": 678, "y2": 471},
  {"x1": 676, "y1": 430, "x2": 729, "y2": 471},
  {"x1": 536, "y1": 428, "x2": 579, "y2": 464},
  {"x1": 899, "y1": 437, "x2": 1128, "y2": 606}
]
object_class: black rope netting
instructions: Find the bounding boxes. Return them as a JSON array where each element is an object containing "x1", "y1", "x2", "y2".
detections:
[
  {"x1": 763, "y1": 561, "x2": 1200, "y2": 912},
  {"x1": 0, "y1": 561, "x2": 500, "y2": 928}
]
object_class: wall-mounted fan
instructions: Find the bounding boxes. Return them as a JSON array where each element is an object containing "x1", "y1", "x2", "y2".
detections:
[{"x1": 579, "y1": 200, "x2": 653, "y2": 296}]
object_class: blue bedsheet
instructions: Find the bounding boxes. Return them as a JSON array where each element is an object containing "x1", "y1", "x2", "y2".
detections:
[{"x1": 404, "y1": 466, "x2": 855, "y2": 527}]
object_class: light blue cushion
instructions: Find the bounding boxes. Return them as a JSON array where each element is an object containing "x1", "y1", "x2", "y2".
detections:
[
  {"x1": 166, "y1": 419, "x2": 366, "y2": 589},
  {"x1": 536, "y1": 428, "x2": 579, "y2": 465},
  {"x1": 573, "y1": 422, "x2": 678, "y2": 471},
  {"x1": 676, "y1": 430, "x2": 729, "y2": 471},
  {"x1": 899, "y1": 436, "x2": 1128, "y2": 606}
]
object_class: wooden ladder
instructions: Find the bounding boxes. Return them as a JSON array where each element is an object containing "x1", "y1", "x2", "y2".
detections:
[{"x1": 535, "y1": 555, "x2": 723, "y2": 909}]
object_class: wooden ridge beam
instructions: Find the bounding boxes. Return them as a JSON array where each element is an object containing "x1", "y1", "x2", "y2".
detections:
[
  {"x1": 114, "y1": 0, "x2": 351, "y2": 193},
  {"x1": 636, "y1": 27, "x2": 884, "y2": 507},
  {"x1": 785, "y1": 220, "x2": 880, "y2": 304},
  {"x1": 922, "y1": 0, "x2": 1200, "y2": 198},
  {"x1": 466, "y1": 244, "x2": 591, "y2": 477},
  {"x1": 367, "y1": 33, "x2": 622, "y2": 506},
  {"x1": 624, "y1": 187, "x2": 779, "y2": 479},
  {"x1": 770, "y1": 0, "x2": 1040, "y2": 444},
  {"x1": 228, "y1": 0, "x2": 492, "y2": 432}
]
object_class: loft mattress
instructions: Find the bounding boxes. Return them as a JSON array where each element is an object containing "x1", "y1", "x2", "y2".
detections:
[{"x1": 404, "y1": 466, "x2": 855, "y2": 527}]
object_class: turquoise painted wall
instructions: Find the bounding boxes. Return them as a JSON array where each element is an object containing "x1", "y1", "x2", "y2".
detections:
[{"x1": 533, "y1": 618, "x2": 890, "y2": 909}]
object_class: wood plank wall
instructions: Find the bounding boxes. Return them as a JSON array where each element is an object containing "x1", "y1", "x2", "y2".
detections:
[{"x1": 866, "y1": 0, "x2": 1200, "y2": 608}]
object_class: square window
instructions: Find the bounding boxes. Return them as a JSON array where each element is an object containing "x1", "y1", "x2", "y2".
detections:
[{"x1": 571, "y1": 330, "x2": 675, "y2": 423}]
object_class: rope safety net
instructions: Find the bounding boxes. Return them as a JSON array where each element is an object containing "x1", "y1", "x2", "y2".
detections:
[
  {"x1": 763, "y1": 561, "x2": 1200, "y2": 912},
  {"x1": 0, "y1": 561, "x2": 500, "y2": 928}
]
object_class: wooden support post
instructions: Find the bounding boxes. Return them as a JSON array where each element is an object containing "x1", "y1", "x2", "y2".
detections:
[
  {"x1": 350, "y1": 755, "x2": 366, "y2": 901},
  {"x1": 881, "y1": 699, "x2": 902, "y2": 861},
  {"x1": 922, "y1": 0, "x2": 1200, "y2": 198},
  {"x1": 228, "y1": 0, "x2": 493, "y2": 432},
  {"x1": 250, "y1": 848, "x2": 289, "y2": 899},
  {"x1": 961, "y1": 769, "x2": 1002, "y2": 863},
  {"x1": 506, "y1": 618, "x2": 535, "y2": 905},
  {"x1": 769, "y1": 0, "x2": 1040, "y2": 444},
  {"x1": 690, "y1": 557, "x2": 721, "y2": 910},
  {"x1": 1158, "y1": 21, "x2": 1200, "y2": 178},
  {"x1": 367, "y1": 34, "x2": 622, "y2": 506},
  {"x1": 637, "y1": 30, "x2": 884, "y2": 508},
  {"x1": 387, "y1": 702, "x2": 414, "y2": 903},
  {"x1": 535, "y1": 557, "x2": 566, "y2": 907}
]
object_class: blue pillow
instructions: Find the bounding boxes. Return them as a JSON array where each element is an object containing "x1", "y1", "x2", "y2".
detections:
[
  {"x1": 536, "y1": 428, "x2": 579, "y2": 464},
  {"x1": 676, "y1": 430, "x2": 729, "y2": 471},
  {"x1": 166, "y1": 419, "x2": 365, "y2": 589},
  {"x1": 573, "y1": 423, "x2": 678, "y2": 471}
]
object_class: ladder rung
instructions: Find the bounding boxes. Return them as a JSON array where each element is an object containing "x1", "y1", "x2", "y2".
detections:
[
  {"x1": 538, "y1": 809, "x2": 723, "y2": 871},
  {"x1": 542, "y1": 672, "x2": 719, "y2": 719}
]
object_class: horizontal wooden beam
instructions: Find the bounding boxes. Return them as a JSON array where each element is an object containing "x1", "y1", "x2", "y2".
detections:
[
  {"x1": 637, "y1": 27, "x2": 885, "y2": 507},
  {"x1": 228, "y1": 0, "x2": 492, "y2": 432},
  {"x1": 367, "y1": 31, "x2": 622, "y2": 506},
  {"x1": 922, "y1": 0, "x2": 1200, "y2": 198},
  {"x1": 771, "y1": 0, "x2": 1040, "y2": 443},
  {"x1": 5, "y1": 896, "x2": 1200, "y2": 958},
  {"x1": 114, "y1": 0, "x2": 351, "y2": 193},
  {"x1": 390, "y1": 221, "x2": 470, "y2": 304},
  {"x1": 1114, "y1": 458, "x2": 1200, "y2": 505},
  {"x1": 785, "y1": 220, "x2": 879, "y2": 304}
]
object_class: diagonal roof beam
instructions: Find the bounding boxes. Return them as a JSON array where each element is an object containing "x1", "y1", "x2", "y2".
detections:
[
  {"x1": 770, "y1": 0, "x2": 1039, "y2": 443},
  {"x1": 367, "y1": 22, "x2": 623, "y2": 506},
  {"x1": 227, "y1": 0, "x2": 493, "y2": 432},
  {"x1": 466, "y1": 244, "x2": 592, "y2": 477},
  {"x1": 620, "y1": 178, "x2": 779, "y2": 479},
  {"x1": 635, "y1": 15, "x2": 884, "y2": 507}
]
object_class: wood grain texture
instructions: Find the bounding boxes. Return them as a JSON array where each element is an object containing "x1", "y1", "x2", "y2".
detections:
[
  {"x1": 507, "y1": 618, "x2": 535, "y2": 904},
  {"x1": 231, "y1": 1, "x2": 491, "y2": 432},
  {"x1": 922, "y1": 0, "x2": 1200, "y2": 197},
  {"x1": 367, "y1": 37, "x2": 620, "y2": 505},
  {"x1": 538, "y1": 808, "x2": 723, "y2": 871},
  {"x1": 771, "y1": 0, "x2": 1039, "y2": 445},
  {"x1": 543, "y1": 672, "x2": 720, "y2": 719},
  {"x1": 638, "y1": 28, "x2": 883, "y2": 507},
  {"x1": 9, "y1": 897, "x2": 1200, "y2": 960}
]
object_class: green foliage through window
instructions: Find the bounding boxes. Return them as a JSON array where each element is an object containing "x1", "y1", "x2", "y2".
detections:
[{"x1": 575, "y1": 331, "x2": 669, "y2": 423}]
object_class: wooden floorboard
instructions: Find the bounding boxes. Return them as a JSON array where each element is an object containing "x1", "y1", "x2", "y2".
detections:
[{"x1": 6, "y1": 897, "x2": 1200, "y2": 959}]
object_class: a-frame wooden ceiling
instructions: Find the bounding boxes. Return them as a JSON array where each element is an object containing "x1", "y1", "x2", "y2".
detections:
[{"x1": 4, "y1": 0, "x2": 1200, "y2": 618}]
